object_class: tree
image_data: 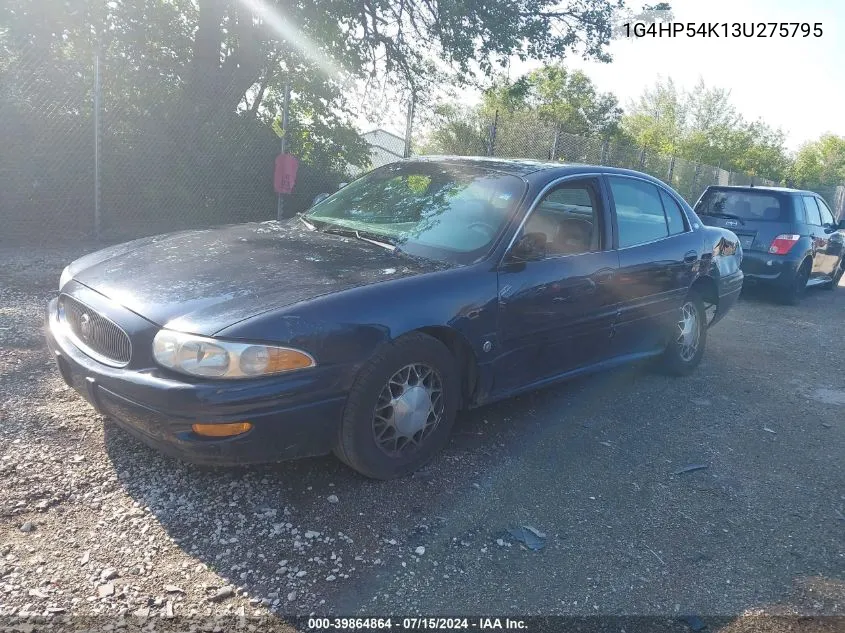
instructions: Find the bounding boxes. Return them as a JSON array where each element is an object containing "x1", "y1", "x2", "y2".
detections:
[
  {"x1": 419, "y1": 105, "x2": 489, "y2": 156},
  {"x1": 791, "y1": 134, "x2": 845, "y2": 189},
  {"x1": 622, "y1": 77, "x2": 790, "y2": 181}
]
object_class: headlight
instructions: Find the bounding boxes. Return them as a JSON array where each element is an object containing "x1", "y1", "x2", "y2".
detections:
[
  {"x1": 59, "y1": 266, "x2": 72, "y2": 290},
  {"x1": 152, "y1": 330, "x2": 315, "y2": 379}
]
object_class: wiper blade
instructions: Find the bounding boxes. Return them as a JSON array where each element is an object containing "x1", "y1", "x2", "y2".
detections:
[
  {"x1": 321, "y1": 225, "x2": 398, "y2": 251},
  {"x1": 703, "y1": 211, "x2": 745, "y2": 225}
]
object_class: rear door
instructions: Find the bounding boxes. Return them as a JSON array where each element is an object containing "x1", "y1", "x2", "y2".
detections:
[
  {"x1": 695, "y1": 188, "x2": 793, "y2": 255},
  {"x1": 606, "y1": 176, "x2": 701, "y2": 357},
  {"x1": 801, "y1": 195, "x2": 831, "y2": 278}
]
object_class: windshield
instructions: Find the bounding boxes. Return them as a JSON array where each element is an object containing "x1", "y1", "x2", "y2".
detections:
[
  {"x1": 306, "y1": 162, "x2": 526, "y2": 263},
  {"x1": 696, "y1": 189, "x2": 790, "y2": 222}
]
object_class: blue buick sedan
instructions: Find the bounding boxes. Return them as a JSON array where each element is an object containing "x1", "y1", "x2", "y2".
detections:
[{"x1": 46, "y1": 158, "x2": 743, "y2": 479}]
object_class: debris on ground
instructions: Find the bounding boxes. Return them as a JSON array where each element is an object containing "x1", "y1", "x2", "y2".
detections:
[
  {"x1": 763, "y1": 427, "x2": 777, "y2": 434},
  {"x1": 673, "y1": 464, "x2": 709, "y2": 475},
  {"x1": 209, "y1": 585, "x2": 235, "y2": 602},
  {"x1": 506, "y1": 526, "x2": 547, "y2": 551}
]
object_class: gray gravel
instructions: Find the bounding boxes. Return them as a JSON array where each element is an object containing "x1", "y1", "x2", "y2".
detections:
[{"x1": 0, "y1": 245, "x2": 843, "y2": 629}]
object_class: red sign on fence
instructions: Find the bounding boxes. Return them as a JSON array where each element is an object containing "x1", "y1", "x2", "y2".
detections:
[{"x1": 274, "y1": 153, "x2": 299, "y2": 194}]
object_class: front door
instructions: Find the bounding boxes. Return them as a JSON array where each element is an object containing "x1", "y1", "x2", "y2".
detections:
[
  {"x1": 494, "y1": 177, "x2": 619, "y2": 395},
  {"x1": 815, "y1": 196, "x2": 843, "y2": 276},
  {"x1": 802, "y1": 196, "x2": 833, "y2": 278}
]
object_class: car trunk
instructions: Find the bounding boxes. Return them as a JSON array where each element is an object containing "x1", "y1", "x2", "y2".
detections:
[{"x1": 694, "y1": 189, "x2": 797, "y2": 253}]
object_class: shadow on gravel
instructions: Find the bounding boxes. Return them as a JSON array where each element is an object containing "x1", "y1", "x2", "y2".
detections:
[
  {"x1": 100, "y1": 377, "x2": 582, "y2": 612},
  {"x1": 99, "y1": 365, "x2": 652, "y2": 614},
  {"x1": 98, "y1": 326, "x2": 844, "y2": 616}
]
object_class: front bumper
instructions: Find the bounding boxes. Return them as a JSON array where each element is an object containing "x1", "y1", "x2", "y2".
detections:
[
  {"x1": 45, "y1": 298, "x2": 346, "y2": 465},
  {"x1": 740, "y1": 250, "x2": 801, "y2": 287}
]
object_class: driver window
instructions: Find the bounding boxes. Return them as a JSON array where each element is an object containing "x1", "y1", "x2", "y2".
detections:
[
  {"x1": 523, "y1": 181, "x2": 601, "y2": 257},
  {"x1": 817, "y1": 198, "x2": 835, "y2": 226}
]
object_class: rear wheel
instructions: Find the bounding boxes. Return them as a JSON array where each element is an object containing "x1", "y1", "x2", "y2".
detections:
[
  {"x1": 822, "y1": 258, "x2": 844, "y2": 290},
  {"x1": 657, "y1": 291, "x2": 707, "y2": 376},
  {"x1": 334, "y1": 333, "x2": 459, "y2": 479},
  {"x1": 779, "y1": 260, "x2": 811, "y2": 305}
]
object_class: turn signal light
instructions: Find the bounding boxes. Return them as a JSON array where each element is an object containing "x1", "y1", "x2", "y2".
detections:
[
  {"x1": 769, "y1": 234, "x2": 800, "y2": 255},
  {"x1": 191, "y1": 422, "x2": 253, "y2": 438}
]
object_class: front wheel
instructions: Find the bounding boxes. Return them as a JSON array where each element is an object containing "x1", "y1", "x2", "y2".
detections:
[
  {"x1": 334, "y1": 333, "x2": 460, "y2": 479},
  {"x1": 657, "y1": 292, "x2": 707, "y2": 376}
]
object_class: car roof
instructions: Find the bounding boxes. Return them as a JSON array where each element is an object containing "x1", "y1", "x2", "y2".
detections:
[
  {"x1": 705, "y1": 185, "x2": 818, "y2": 196},
  {"x1": 412, "y1": 155, "x2": 666, "y2": 182}
]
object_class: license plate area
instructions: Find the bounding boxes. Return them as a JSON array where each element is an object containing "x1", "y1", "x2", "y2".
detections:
[{"x1": 738, "y1": 235, "x2": 755, "y2": 249}]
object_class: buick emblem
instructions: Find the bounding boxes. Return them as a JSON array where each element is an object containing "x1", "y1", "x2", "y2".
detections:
[{"x1": 79, "y1": 313, "x2": 92, "y2": 342}]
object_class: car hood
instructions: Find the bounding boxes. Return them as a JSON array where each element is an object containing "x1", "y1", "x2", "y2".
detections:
[{"x1": 68, "y1": 220, "x2": 449, "y2": 335}]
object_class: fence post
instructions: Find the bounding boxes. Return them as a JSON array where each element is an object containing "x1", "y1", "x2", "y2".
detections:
[
  {"x1": 713, "y1": 160, "x2": 721, "y2": 185},
  {"x1": 93, "y1": 48, "x2": 102, "y2": 240},
  {"x1": 600, "y1": 139, "x2": 609, "y2": 165},
  {"x1": 276, "y1": 79, "x2": 290, "y2": 221},
  {"x1": 550, "y1": 123, "x2": 560, "y2": 161},
  {"x1": 691, "y1": 163, "x2": 700, "y2": 197},
  {"x1": 403, "y1": 93, "x2": 415, "y2": 159},
  {"x1": 638, "y1": 147, "x2": 646, "y2": 169},
  {"x1": 486, "y1": 109, "x2": 498, "y2": 157},
  {"x1": 667, "y1": 155, "x2": 675, "y2": 183}
]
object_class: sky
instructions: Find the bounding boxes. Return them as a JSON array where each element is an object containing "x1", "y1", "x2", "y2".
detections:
[
  {"x1": 551, "y1": 0, "x2": 845, "y2": 151},
  {"x1": 373, "y1": 0, "x2": 844, "y2": 153}
]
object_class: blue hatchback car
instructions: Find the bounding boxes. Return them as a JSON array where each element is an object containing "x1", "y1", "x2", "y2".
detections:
[
  {"x1": 46, "y1": 158, "x2": 743, "y2": 478},
  {"x1": 695, "y1": 185, "x2": 845, "y2": 304}
]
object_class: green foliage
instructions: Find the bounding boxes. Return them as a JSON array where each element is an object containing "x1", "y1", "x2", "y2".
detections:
[
  {"x1": 421, "y1": 63, "x2": 622, "y2": 157},
  {"x1": 790, "y1": 134, "x2": 845, "y2": 190},
  {"x1": 418, "y1": 104, "x2": 489, "y2": 156},
  {"x1": 479, "y1": 66, "x2": 622, "y2": 138},
  {"x1": 621, "y1": 78, "x2": 790, "y2": 182}
]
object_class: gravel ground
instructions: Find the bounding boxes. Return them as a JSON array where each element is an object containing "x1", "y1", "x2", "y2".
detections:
[{"x1": 0, "y1": 245, "x2": 843, "y2": 632}]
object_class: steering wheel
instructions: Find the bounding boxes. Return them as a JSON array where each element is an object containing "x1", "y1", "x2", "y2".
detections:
[{"x1": 466, "y1": 221, "x2": 497, "y2": 238}]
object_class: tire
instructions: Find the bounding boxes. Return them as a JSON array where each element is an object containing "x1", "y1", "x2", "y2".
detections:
[
  {"x1": 778, "y1": 260, "x2": 811, "y2": 305},
  {"x1": 657, "y1": 291, "x2": 707, "y2": 376},
  {"x1": 334, "y1": 332, "x2": 460, "y2": 480},
  {"x1": 822, "y1": 258, "x2": 844, "y2": 290}
]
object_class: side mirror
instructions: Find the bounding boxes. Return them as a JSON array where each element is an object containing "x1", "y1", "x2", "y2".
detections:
[
  {"x1": 838, "y1": 219, "x2": 845, "y2": 230},
  {"x1": 508, "y1": 232, "x2": 547, "y2": 262},
  {"x1": 311, "y1": 193, "x2": 330, "y2": 207}
]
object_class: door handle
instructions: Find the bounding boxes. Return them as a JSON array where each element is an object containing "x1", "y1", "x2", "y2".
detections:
[
  {"x1": 591, "y1": 268, "x2": 615, "y2": 284},
  {"x1": 683, "y1": 251, "x2": 698, "y2": 263}
]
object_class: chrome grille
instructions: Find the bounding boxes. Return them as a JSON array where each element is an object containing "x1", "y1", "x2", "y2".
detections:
[{"x1": 58, "y1": 296, "x2": 131, "y2": 366}]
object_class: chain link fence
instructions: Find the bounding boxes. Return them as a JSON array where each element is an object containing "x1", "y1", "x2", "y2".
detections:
[
  {"x1": 3, "y1": 34, "x2": 843, "y2": 244},
  {"x1": 444, "y1": 117, "x2": 844, "y2": 218},
  {"x1": 1, "y1": 38, "x2": 383, "y2": 244},
  {"x1": 485, "y1": 122, "x2": 779, "y2": 206}
]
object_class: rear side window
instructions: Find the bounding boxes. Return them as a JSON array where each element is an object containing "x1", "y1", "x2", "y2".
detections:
[
  {"x1": 802, "y1": 196, "x2": 822, "y2": 225},
  {"x1": 608, "y1": 177, "x2": 669, "y2": 248},
  {"x1": 659, "y1": 189, "x2": 688, "y2": 235},
  {"x1": 697, "y1": 189, "x2": 787, "y2": 222}
]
